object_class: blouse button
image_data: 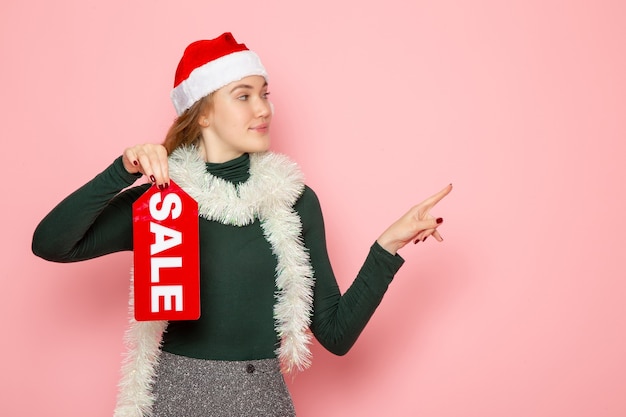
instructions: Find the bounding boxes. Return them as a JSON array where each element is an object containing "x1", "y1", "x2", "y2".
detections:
[{"x1": 246, "y1": 364, "x2": 255, "y2": 374}]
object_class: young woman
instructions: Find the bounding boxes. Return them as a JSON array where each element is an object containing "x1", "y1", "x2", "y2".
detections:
[{"x1": 32, "y1": 32, "x2": 452, "y2": 417}]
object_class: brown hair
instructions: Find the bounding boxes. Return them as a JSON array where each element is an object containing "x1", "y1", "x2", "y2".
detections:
[{"x1": 162, "y1": 94, "x2": 213, "y2": 155}]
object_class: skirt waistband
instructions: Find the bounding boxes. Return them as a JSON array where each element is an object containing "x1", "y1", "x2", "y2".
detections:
[{"x1": 151, "y1": 351, "x2": 296, "y2": 417}]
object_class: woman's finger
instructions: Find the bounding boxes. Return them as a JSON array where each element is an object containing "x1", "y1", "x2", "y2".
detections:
[
  {"x1": 136, "y1": 153, "x2": 168, "y2": 188},
  {"x1": 413, "y1": 229, "x2": 431, "y2": 244},
  {"x1": 412, "y1": 216, "x2": 443, "y2": 243},
  {"x1": 414, "y1": 227, "x2": 445, "y2": 244},
  {"x1": 121, "y1": 144, "x2": 170, "y2": 188},
  {"x1": 122, "y1": 148, "x2": 141, "y2": 174},
  {"x1": 145, "y1": 147, "x2": 170, "y2": 187},
  {"x1": 419, "y1": 184, "x2": 453, "y2": 212}
]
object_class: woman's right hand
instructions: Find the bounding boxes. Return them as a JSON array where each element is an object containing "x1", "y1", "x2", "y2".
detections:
[{"x1": 122, "y1": 143, "x2": 170, "y2": 189}]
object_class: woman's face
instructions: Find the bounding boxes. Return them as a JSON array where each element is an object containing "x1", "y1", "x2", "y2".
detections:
[{"x1": 199, "y1": 75, "x2": 272, "y2": 163}]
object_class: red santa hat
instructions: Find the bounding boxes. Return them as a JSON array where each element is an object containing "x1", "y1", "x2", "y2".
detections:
[{"x1": 170, "y1": 32, "x2": 268, "y2": 116}]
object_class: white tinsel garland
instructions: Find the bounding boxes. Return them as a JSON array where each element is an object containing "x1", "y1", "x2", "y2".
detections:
[
  {"x1": 114, "y1": 268, "x2": 167, "y2": 417},
  {"x1": 113, "y1": 147, "x2": 315, "y2": 416}
]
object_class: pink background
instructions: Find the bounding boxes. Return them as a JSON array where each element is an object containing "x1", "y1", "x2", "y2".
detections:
[{"x1": 1, "y1": 1, "x2": 625, "y2": 416}]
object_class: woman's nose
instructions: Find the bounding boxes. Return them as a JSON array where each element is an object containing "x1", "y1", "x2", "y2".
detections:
[{"x1": 255, "y1": 98, "x2": 271, "y2": 118}]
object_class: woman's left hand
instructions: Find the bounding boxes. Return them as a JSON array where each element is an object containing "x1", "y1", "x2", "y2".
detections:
[{"x1": 376, "y1": 184, "x2": 453, "y2": 255}]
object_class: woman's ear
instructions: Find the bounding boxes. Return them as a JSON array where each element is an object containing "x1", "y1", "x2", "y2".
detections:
[
  {"x1": 198, "y1": 114, "x2": 210, "y2": 128},
  {"x1": 197, "y1": 95, "x2": 214, "y2": 128}
]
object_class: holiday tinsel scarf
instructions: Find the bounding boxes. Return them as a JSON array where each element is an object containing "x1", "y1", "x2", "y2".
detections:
[{"x1": 114, "y1": 146, "x2": 315, "y2": 417}]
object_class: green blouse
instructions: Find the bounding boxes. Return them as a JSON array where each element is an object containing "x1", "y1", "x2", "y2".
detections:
[{"x1": 32, "y1": 153, "x2": 404, "y2": 360}]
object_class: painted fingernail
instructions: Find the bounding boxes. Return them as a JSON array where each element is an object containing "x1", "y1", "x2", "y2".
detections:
[
  {"x1": 436, "y1": 218, "x2": 443, "y2": 224},
  {"x1": 133, "y1": 160, "x2": 138, "y2": 166},
  {"x1": 414, "y1": 239, "x2": 420, "y2": 244},
  {"x1": 150, "y1": 175, "x2": 156, "y2": 183},
  {"x1": 158, "y1": 184, "x2": 165, "y2": 190},
  {"x1": 423, "y1": 236, "x2": 428, "y2": 242},
  {"x1": 164, "y1": 183, "x2": 169, "y2": 189}
]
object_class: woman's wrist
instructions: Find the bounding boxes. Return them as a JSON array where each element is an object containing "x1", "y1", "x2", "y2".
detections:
[{"x1": 376, "y1": 234, "x2": 401, "y2": 255}]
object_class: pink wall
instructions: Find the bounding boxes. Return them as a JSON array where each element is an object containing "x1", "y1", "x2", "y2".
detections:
[{"x1": 2, "y1": 1, "x2": 625, "y2": 416}]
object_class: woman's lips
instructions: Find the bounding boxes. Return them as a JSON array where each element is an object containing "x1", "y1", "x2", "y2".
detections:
[{"x1": 250, "y1": 123, "x2": 269, "y2": 133}]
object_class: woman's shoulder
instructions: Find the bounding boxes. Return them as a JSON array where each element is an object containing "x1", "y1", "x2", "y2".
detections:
[
  {"x1": 294, "y1": 184, "x2": 323, "y2": 223},
  {"x1": 298, "y1": 184, "x2": 320, "y2": 205}
]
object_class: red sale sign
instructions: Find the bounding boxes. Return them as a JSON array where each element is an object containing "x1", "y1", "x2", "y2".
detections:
[{"x1": 132, "y1": 180, "x2": 200, "y2": 321}]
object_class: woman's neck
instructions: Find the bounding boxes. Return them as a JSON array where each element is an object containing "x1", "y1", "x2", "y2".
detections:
[
  {"x1": 205, "y1": 153, "x2": 251, "y2": 184},
  {"x1": 197, "y1": 138, "x2": 244, "y2": 164}
]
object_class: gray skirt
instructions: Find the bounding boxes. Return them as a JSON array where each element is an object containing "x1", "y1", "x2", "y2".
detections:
[{"x1": 151, "y1": 351, "x2": 296, "y2": 417}]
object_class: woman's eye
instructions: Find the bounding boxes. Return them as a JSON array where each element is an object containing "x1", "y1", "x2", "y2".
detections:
[
  {"x1": 237, "y1": 95, "x2": 249, "y2": 101},
  {"x1": 262, "y1": 91, "x2": 271, "y2": 99}
]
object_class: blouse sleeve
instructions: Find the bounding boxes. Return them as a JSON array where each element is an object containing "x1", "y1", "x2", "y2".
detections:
[
  {"x1": 32, "y1": 156, "x2": 149, "y2": 262},
  {"x1": 296, "y1": 186, "x2": 405, "y2": 356}
]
